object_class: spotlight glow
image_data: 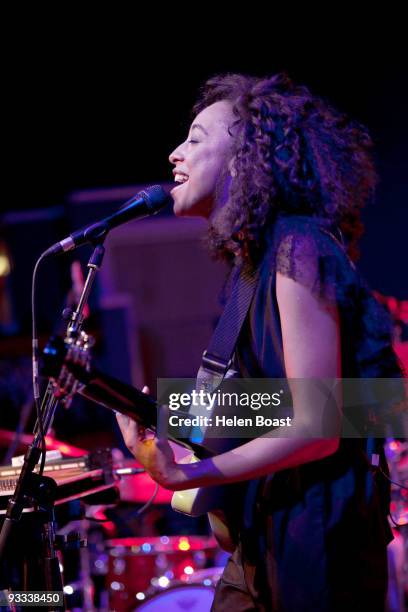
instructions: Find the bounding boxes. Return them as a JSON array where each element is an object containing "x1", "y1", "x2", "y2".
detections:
[
  {"x1": 110, "y1": 581, "x2": 123, "y2": 591},
  {"x1": 0, "y1": 254, "x2": 10, "y2": 277},
  {"x1": 178, "y1": 538, "x2": 191, "y2": 551}
]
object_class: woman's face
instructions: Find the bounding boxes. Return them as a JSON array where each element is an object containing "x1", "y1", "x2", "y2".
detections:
[{"x1": 169, "y1": 100, "x2": 234, "y2": 218}]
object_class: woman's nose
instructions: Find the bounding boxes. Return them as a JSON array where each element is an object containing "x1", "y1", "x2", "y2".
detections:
[{"x1": 169, "y1": 143, "x2": 184, "y2": 165}]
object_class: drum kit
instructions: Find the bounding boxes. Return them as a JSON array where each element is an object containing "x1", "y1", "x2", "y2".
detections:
[
  {"x1": 0, "y1": 430, "x2": 226, "y2": 611},
  {"x1": 0, "y1": 426, "x2": 407, "y2": 611},
  {"x1": 106, "y1": 536, "x2": 222, "y2": 611},
  {"x1": 1, "y1": 430, "x2": 408, "y2": 610}
]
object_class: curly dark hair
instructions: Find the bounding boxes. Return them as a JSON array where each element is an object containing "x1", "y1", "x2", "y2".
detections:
[{"x1": 193, "y1": 73, "x2": 377, "y2": 264}]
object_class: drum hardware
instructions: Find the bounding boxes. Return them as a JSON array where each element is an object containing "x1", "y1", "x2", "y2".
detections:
[{"x1": 56, "y1": 518, "x2": 95, "y2": 611}]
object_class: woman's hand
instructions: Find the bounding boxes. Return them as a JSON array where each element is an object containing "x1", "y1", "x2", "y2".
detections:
[{"x1": 115, "y1": 386, "x2": 187, "y2": 490}]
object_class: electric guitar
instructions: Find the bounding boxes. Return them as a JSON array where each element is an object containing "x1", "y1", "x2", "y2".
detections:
[{"x1": 42, "y1": 333, "x2": 245, "y2": 551}]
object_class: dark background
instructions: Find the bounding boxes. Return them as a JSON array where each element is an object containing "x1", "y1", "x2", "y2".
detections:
[
  {"x1": 2, "y1": 23, "x2": 407, "y2": 299},
  {"x1": 0, "y1": 20, "x2": 406, "y2": 601}
]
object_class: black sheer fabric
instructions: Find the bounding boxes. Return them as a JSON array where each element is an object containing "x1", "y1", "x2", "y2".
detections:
[
  {"x1": 212, "y1": 215, "x2": 401, "y2": 612},
  {"x1": 271, "y1": 215, "x2": 404, "y2": 377}
]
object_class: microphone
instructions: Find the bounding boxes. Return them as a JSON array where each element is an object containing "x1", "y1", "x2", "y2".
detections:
[{"x1": 44, "y1": 185, "x2": 170, "y2": 256}]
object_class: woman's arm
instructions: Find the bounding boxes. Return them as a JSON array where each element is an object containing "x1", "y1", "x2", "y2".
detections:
[{"x1": 117, "y1": 271, "x2": 342, "y2": 490}]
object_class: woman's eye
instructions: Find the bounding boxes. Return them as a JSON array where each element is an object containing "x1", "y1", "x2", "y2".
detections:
[{"x1": 188, "y1": 139, "x2": 199, "y2": 144}]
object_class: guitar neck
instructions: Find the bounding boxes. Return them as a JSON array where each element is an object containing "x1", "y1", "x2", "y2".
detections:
[{"x1": 66, "y1": 362, "x2": 211, "y2": 459}]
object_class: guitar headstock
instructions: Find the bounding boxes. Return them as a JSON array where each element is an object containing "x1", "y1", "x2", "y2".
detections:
[{"x1": 43, "y1": 332, "x2": 95, "y2": 408}]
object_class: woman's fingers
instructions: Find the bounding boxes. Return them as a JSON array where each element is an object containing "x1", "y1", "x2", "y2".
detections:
[
  {"x1": 116, "y1": 384, "x2": 151, "y2": 450},
  {"x1": 140, "y1": 384, "x2": 168, "y2": 440},
  {"x1": 116, "y1": 411, "x2": 144, "y2": 449}
]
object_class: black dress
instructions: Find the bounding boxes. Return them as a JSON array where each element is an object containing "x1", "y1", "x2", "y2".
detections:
[{"x1": 211, "y1": 215, "x2": 401, "y2": 612}]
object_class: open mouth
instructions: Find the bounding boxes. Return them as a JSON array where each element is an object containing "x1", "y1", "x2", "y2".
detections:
[
  {"x1": 174, "y1": 173, "x2": 189, "y2": 183},
  {"x1": 171, "y1": 174, "x2": 189, "y2": 192}
]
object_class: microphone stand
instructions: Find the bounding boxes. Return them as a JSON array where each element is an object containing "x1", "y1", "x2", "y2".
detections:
[{"x1": 0, "y1": 241, "x2": 106, "y2": 606}]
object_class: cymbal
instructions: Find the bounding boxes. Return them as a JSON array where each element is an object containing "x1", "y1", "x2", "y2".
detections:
[
  {"x1": 114, "y1": 459, "x2": 172, "y2": 504},
  {"x1": 112, "y1": 442, "x2": 194, "y2": 505},
  {"x1": 0, "y1": 429, "x2": 86, "y2": 457}
]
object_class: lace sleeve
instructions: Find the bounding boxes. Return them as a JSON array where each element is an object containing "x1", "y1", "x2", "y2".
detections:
[
  {"x1": 269, "y1": 215, "x2": 403, "y2": 378},
  {"x1": 271, "y1": 215, "x2": 351, "y2": 306}
]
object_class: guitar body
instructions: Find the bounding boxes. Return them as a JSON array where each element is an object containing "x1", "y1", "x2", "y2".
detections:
[{"x1": 170, "y1": 453, "x2": 240, "y2": 551}]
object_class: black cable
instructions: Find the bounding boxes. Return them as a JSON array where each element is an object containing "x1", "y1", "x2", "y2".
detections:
[
  {"x1": 377, "y1": 466, "x2": 408, "y2": 492},
  {"x1": 84, "y1": 481, "x2": 159, "y2": 523},
  {"x1": 388, "y1": 512, "x2": 402, "y2": 528},
  {"x1": 31, "y1": 253, "x2": 48, "y2": 477},
  {"x1": 133, "y1": 482, "x2": 160, "y2": 516}
]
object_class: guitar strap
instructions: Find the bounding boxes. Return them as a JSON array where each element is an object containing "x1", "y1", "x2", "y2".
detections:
[
  {"x1": 196, "y1": 261, "x2": 260, "y2": 394},
  {"x1": 195, "y1": 222, "x2": 339, "y2": 394},
  {"x1": 191, "y1": 261, "x2": 260, "y2": 541}
]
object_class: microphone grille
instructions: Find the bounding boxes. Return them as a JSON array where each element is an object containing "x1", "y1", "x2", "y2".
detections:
[{"x1": 141, "y1": 185, "x2": 171, "y2": 213}]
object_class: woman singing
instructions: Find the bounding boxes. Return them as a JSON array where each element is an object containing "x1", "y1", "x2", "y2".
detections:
[{"x1": 117, "y1": 73, "x2": 402, "y2": 611}]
